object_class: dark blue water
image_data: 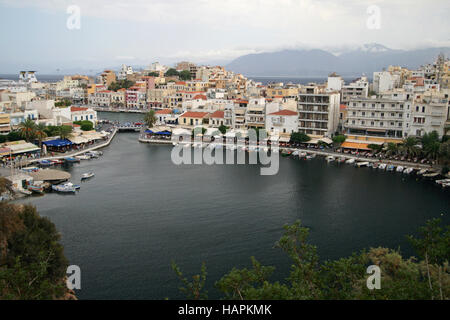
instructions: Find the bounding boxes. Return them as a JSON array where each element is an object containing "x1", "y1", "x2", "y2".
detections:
[{"x1": 17, "y1": 112, "x2": 449, "y2": 300}]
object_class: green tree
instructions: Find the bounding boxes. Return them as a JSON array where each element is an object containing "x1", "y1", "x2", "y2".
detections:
[
  {"x1": 6, "y1": 131, "x2": 22, "y2": 142},
  {"x1": 171, "y1": 261, "x2": 207, "y2": 300},
  {"x1": 108, "y1": 80, "x2": 135, "y2": 92},
  {"x1": 401, "y1": 136, "x2": 420, "y2": 157},
  {"x1": 0, "y1": 203, "x2": 69, "y2": 300},
  {"x1": 368, "y1": 144, "x2": 382, "y2": 152},
  {"x1": 57, "y1": 125, "x2": 73, "y2": 140},
  {"x1": 218, "y1": 125, "x2": 228, "y2": 135},
  {"x1": 73, "y1": 121, "x2": 93, "y2": 131},
  {"x1": 165, "y1": 68, "x2": 179, "y2": 77},
  {"x1": 385, "y1": 142, "x2": 399, "y2": 156},
  {"x1": 144, "y1": 110, "x2": 157, "y2": 128},
  {"x1": 34, "y1": 123, "x2": 48, "y2": 147},
  {"x1": 18, "y1": 119, "x2": 36, "y2": 142},
  {"x1": 332, "y1": 135, "x2": 346, "y2": 147},
  {"x1": 290, "y1": 132, "x2": 311, "y2": 144},
  {"x1": 179, "y1": 70, "x2": 192, "y2": 81}
]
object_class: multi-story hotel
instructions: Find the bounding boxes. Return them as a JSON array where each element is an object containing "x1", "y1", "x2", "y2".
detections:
[{"x1": 297, "y1": 91, "x2": 340, "y2": 137}]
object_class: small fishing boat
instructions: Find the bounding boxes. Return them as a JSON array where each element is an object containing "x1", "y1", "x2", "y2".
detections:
[
  {"x1": 38, "y1": 159, "x2": 53, "y2": 167},
  {"x1": 378, "y1": 163, "x2": 387, "y2": 170},
  {"x1": 422, "y1": 172, "x2": 440, "y2": 179},
  {"x1": 356, "y1": 161, "x2": 369, "y2": 167},
  {"x1": 345, "y1": 158, "x2": 355, "y2": 164},
  {"x1": 76, "y1": 155, "x2": 91, "y2": 160},
  {"x1": 63, "y1": 182, "x2": 81, "y2": 190},
  {"x1": 326, "y1": 156, "x2": 335, "y2": 162},
  {"x1": 403, "y1": 167, "x2": 414, "y2": 174},
  {"x1": 387, "y1": 165, "x2": 395, "y2": 171},
  {"x1": 281, "y1": 149, "x2": 292, "y2": 157},
  {"x1": 337, "y1": 157, "x2": 346, "y2": 163},
  {"x1": 436, "y1": 179, "x2": 450, "y2": 185},
  {"x1": 50, "y1": 159, "x2": 64, "y2": 165},
  {"x1": 65, "y1": 157, "x2": 80, "y2": 163},
  {"x1": 27, "y1": 184, "x2": 44, "y2": 194},
  {"x1": 299, "y1": 152, "x2": 308, "y2": 158},
  {"x1": 396, "y1": 166, "x2": 405, "y2": 173},
  {"x1": 52, "y1": 184, "x2": 77, "y2": 193},
  {"x1": 81, "y1": 172, "x2": 95, "y2": 180},
  {"x1": 417, "y1": 169, "x2": 428, "y2": 176},
  {"x1": 291, "y1": 150, "x2": 299, "y2": 157}
]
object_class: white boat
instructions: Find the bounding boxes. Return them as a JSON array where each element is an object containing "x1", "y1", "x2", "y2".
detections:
[
  {"x1": 76, "y1": 155, "x2": 91, "y2": 160},
  {"x1": 52, "y1": 184, "x2": 77, "y2": 193},
  {"x1": 299, "y1": 152, "x2": 307, "y2": 157},
  {"x1": 417, "y1": 169, "x2": 428, "y2": 175},
  {"x1": 356, "y1": 161, "x2": 369, "y2": 167},
  {"x1": 387, "y1": 165, "x2": 395, "y2": 171},
  {"x1": 423, "y1": 172, "x2": 440, "y2": 178},
  {"x1": 345, "y1": 158, "x2": 355, "y2": 164},
  {"x1": 81, "y1": 172, "x2": 95, "y2": 180},
  {"x1": 378, "y1": 163, "x2": 387, "y2": 170},
  {"x1": 396, "y1": 166, "x2": 405, "y2": 173},
  {"x1": 403, "y1": 167, "x2": 414, "y2": 174},
  {"x1": 436, "y1": 179, "x2": 450, "y2": 185},
  {"x1": 326, "y1": 156, "x2": 335, "y2": 162}
]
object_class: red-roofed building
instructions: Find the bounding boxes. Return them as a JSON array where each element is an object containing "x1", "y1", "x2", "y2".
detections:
[
  {"x1": 179, "y1": 111, "x2": 210, "y2": 127},
  {"x1": 70, "y1": 106, "x2": 97, "y2": 124},
  {"x1": 155, "y1": 109, "x2": 174, "y2": 125},
  {"x1": 209, "y1": 110, "x2": 225, "y2": 127},
  {"x1": 266, "y1": 109, "x2": 298, "y2": 134}
]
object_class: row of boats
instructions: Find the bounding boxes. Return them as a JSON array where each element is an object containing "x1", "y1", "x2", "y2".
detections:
[
  {"x1": 37, "y1": 151, "x2": 103, "y2": 167},
  {"x1": 286, "y1": 151, "x2": 445, "y2": 184}
]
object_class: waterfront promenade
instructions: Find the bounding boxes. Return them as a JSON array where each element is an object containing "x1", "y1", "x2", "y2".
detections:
[{"x1": 138, "y1": 136, "x2": 438, "y2": 171}]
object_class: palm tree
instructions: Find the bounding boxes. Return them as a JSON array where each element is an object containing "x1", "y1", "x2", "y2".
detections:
[
  {"x1": 58, "y1": 125, "x2": 73, "y2": 140},
  {"x1": 18, "y1": 119, "x2": 36, "y2": 142},
  {"x1": 144, "y1": 110, "x2": 157, "y2": 128},
  {"x1": 401, "y1": 137, "x2": 419, "y2": 157},
  {"x1": 34, "y1": 123, "x2": 48, "y2": 147},
  {"x1": 385, "y1": 142, "x2": 399, "y2": 156},
  {"x1": 425, "y1": 141, "x2": 441, "y2": 160}
]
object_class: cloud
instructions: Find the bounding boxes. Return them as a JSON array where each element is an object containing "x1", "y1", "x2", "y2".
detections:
[{"x1": 1, "y1": 0, "x2": 449, "y2": 66}]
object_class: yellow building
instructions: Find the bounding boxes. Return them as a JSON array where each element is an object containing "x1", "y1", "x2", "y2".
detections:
[
  {"x1": 0, "y1": 113, "x2": 11, "y2": 133},
  {"x1": 266, "y1": 87, "x2": 299, "y2": 98}
]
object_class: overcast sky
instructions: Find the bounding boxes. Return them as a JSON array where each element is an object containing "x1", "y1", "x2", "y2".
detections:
[{"x1": 0, "y1": 0, "x2": 449, "y2": 73}]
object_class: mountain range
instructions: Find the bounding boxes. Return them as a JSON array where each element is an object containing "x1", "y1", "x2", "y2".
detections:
[{"x1": 226, "y1": 43, "x2": 450, "y2": 78}]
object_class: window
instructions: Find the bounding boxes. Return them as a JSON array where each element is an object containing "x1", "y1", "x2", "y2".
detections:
[{"x1": 422, "y1": 106, "x2": 425, "y2": 113}]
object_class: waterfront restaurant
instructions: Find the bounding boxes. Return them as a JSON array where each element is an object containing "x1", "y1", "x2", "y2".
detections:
[
  {"x1": 144, "y1": 126, "x2": 172, "y2": 140},
  {"x1": 42, "y1": 139, "x2": 73, "y2": 153}
]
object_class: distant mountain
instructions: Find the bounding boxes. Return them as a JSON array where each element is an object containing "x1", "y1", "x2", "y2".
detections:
[{"x1": 226, "y1": 44, "x2": 450, "y2": 78}]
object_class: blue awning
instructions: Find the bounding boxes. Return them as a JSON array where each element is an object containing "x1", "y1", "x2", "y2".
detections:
[
  {"x1": 43, "y1": 139, "x2": 73, "y2": 147},
  {"x1": 155, "y1": 131, "x2": 171, "y2": 135},
  {"x1": 145, "y1": 130, "x2": 154, "y2": 134}
]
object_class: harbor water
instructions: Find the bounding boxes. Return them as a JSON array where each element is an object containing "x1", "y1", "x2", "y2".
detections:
[{"x1": 17, "y1": 112, "x2": 450, "y2": 299}]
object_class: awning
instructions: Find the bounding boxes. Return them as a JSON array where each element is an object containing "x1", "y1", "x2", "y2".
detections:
[
  {"x1": 43, "y1": 139, "x2": 73, "y2": 147},
  {"x1": 9, "y1": 142, "x2": 41, "y2": 154},
  {"x1": 155, "y1": 131, "x2": 171, "y2": 135},
  {"x1": 69, "y1": 136, "x2": 89, "y2": 144},
  {"x1": 145, "y1": 129, "x2": 154, "y2": 134},
  {"x1": 340, "y1": 142, "x2": 370, "y2": 150},
  {"x1": 172, "y1": 128, "x2": 191, "y2": 136},
  {"x1": 0, "y1": 147, "x2": 11, "y2": 156},
  {"x1": 320, "y1": 137, "x2": 333, "y2": 145},
  {"x1": 279, "y1": 136, "x2": 290, "y2": 142}
]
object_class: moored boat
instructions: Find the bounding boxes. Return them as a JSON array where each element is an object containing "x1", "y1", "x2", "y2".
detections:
[
  {"x1": 396, "y1": 166, "x2": 405, "y2": 173},
  {"x1": 326, "y1": 156, "x2": 335, "y2": 162},
  {"x1": 81, "y1": 172, "x2": 95, "y2": 180},
  {"x1": 38, "y1": 159, "x2": 53, "y2": 167},
  {"x1": 417, "y1": 169, "x2": 428, "y2": 176},
  {"x1": 52, "y1": 184, "x2": 77, "y2": 193},
  {"x1": 378, "y1": 163, "x2": 387, "y2": 170},
  {"x1": 387, "y1": 165, "x2": 395, "y2": 171},
  {"x1": 27, "y1": 184, "x2": 44, "y2": 194},
  {"x1": 403, "y1": 167, "x2": 414, "y2": 174},
  {"x1": 356, "y1": 161, "x2": 369, "y2": 167},
  {"x1": 65, "y1": 157, "x2": 80, "y2": 163},
  {"x1": 345, "y1": 158, "x2": 355, "y2": 164}
]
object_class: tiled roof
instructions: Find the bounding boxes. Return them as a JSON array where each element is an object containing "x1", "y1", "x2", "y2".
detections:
[
  {"x1": 210, "y1": 110, "x2": 224, "y2": 118},
  {"x1": 268, "y1": 110, "x2": 297, "y2": 116},
  {"x1": 180, "y1": 111, "x2": 209, "y2": 118}
]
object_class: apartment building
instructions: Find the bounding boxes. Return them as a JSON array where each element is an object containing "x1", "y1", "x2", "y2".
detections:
[
  {"x1": 297, "y1": 91, "x2": 340, "y2": 137},
  {"x1": 344, "y1": 92, "x2": 411, "y2": 140},
  {"x1": 89, "y1": 90, "x2": 112, "y2": 107},
  {"x1": 97, "y1": 70, "x2": 117, "y2": 88},
  {"x1": 408, "y1": 92, "x2": 449, "y2": 137},
  {"x1": 341, "y1": 77, "x2": 369, "y2": 104},
  {"x1": 266, "y1": 109, "x2": 299, "y2": 135}
]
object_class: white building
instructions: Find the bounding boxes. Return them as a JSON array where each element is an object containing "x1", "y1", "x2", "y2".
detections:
[
  {"x1": 117, "y1": 64, "x2": 134, "y2": 81},
  {"x1": 266, "y1": 109, "x2": 299, "y2": 135}
]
